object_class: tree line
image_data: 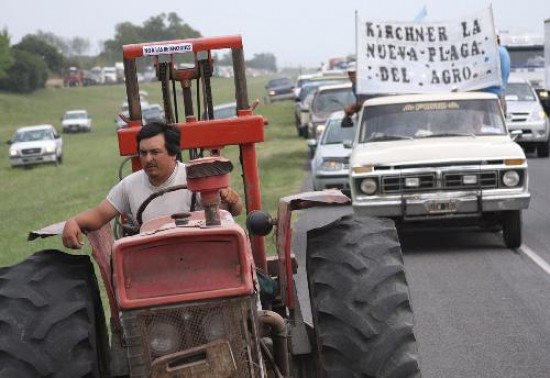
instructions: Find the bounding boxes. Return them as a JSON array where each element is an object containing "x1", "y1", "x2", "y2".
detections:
[{"x1": 0, "y1": 13, "x2": 277, "y2": 93}]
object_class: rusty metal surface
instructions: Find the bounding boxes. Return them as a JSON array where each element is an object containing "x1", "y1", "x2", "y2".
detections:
[
  {"x1": 279, "y1": 189, "x2": 351, "y2": 210},
  {"x1": 123, "y1": 296, "x2": 262, "y2": 377},
  {"x1": 186, "y1": 157, "x2": 233, "y2": 178},
  {"x1": 27, "y1": 221, "x2": 65, "y2": 240},
  {"x1": 150, "y1": 340, "x2": 236, "y2": 377},
  {"x1": 275, "y1": 189, "x2": 351, "y2": 309}
]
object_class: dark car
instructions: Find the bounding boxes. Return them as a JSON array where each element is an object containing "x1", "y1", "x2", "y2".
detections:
[
  {"x1": 265, "y1": 77, "x2": 294, "y2": 103},
  {"x1": 294, "y1": 79, "x2": 348, "y2": 137}
]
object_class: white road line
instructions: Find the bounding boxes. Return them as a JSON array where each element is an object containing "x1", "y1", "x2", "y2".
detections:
[{"x1": 520, "y1": 244, "x2": 550, "y2": 275}]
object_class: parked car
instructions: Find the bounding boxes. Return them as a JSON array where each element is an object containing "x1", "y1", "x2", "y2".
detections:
[
  {"x1": 310, "y1": 111, "x2": 356, "y2": 194},
  {"x1": 142, "y1": 104, "x2": 165, "y2": 125},
  {"x1": 116, "y1": 99, "x2": 151, "y2": 130},
  {"x1": 294, "y1": 73, "x2": 348, "y2": 99},
  {"x1": 504, "y1": 75, "x2": 550, "y2": 157},
  {"x1": 61, "y1": 110, "x2": 92, "y2": 133},
  {"x1": 294, "y1": 78, "x2": 348, "y2": 137},
  {"x1": 265, "y1": 77, "x2": 294, "y2": 102},
  {"x1": 349, "y1": 91, "x2": 530, "y2": 248},
  {"x1": 306, "y1": 82, "x2": 354, "y2": 138},
  {"x1": 201, "y1": 102, "x2": 237, "y2": 120},
  {"x1": 115, "y1": 111, "x2": 130, "y2": 130},
  {"x1": 7, "y1": 124, "x2": 63, "y2": 167}
]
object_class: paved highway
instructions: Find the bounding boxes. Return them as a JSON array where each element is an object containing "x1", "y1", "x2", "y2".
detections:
[{"x1": 293, "y1": 154, "x2": 550, "y2": 378}]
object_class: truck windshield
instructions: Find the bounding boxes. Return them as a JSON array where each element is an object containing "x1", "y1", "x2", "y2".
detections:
[
  {"x1": 359, "y1": 99, "x2": 506, "y2": 142},
  {"x1": 14, "y1": 129, "x2": 53, "y2": 142}
]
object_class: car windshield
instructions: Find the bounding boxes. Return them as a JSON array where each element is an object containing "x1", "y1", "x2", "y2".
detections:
[
  {"x1": 322, "y1": 118, "x2": 356, "y2": 145},
  {"x1": 505, "y1": 83, "x2": 537, "y2": 101},
  {"x1": 64, "y1": 112, "x2": 86, "y2": 120},
  {"x1": 359, "y1": 99, "x2": 506, "y2": 142},
  {"x1": 13, "y1": 129, "x2": 53, "y2": 142},
  {"x1": 300, "y1": 80, "x2": 347, "y2": 102},
  {"x1": 311, "y1": 88, "x2": 355, "y2": 114}
]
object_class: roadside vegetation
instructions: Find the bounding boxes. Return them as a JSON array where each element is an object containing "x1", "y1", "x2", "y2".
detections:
[{"x1": 0, "y1": 76, "x2": 308, "y2": 266}]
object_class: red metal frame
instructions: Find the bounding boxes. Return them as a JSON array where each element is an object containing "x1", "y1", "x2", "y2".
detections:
[
  {"x1": 113, "y1": 221, "x2": 255, "y2": 310},
  {"x1": 115, "y1": 35, "x2": 269, "y2": 296},
  {"x1": 122, "y1": 35, "x2": 243, "y2": 59}
]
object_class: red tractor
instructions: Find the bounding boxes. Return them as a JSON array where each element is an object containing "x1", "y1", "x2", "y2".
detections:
[
  {"x1": 63, "y1": 66, "x2": 84, "y2": 87},
  {"x1": 0, "y1": 35, "x2": 420, "y2": 377}
]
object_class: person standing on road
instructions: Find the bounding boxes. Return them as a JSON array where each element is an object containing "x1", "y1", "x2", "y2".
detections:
[
  {"x1": 483, "y1": 34, "x2": 511, "y2": 113},
  {"x1": 62, "y1": 121, "x2": 243, "y2": 249}
]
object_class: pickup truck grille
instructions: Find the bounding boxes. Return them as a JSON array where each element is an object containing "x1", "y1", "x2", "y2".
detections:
[
  {"x1": 21, "y1": 148, "x2": 41, "y2": 155},
  {"x1": 381, "y1": 171, "x2": 498, "y2": 193}
]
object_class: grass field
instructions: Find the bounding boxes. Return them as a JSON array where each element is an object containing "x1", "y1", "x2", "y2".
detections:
[{"x1": 0, "y1": 76, "x2": 309, "y2": 267}]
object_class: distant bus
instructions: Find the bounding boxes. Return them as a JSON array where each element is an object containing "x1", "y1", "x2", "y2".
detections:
[{"x1": 500, "y1": 32, "x2": 545, "y2": 89}]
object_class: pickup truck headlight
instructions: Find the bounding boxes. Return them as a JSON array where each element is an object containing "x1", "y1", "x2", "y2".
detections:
[
  {"x1": 9, "y1": 148, "x2": 18, "y2": 157},
  {"x1": 360, "y1": 178, "x2": 378, "y2": 194},
  {"x1": 44, "y1": 145, "x2": 55, "y2": 154},
  {"x1": 502, "y1": 170, "x2": 520, "y2": 187}
]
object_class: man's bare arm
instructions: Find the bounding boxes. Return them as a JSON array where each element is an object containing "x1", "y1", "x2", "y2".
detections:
[{"x1": 62, "y1": 200, "x2": 119, "y2": 249}]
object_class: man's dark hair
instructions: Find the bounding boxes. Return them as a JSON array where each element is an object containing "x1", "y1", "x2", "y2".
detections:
[{"x1": 137, "y1": 121, "x2": 180, "y2": 156}]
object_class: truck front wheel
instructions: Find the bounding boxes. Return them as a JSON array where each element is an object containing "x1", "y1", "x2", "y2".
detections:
[
  {"x1": 0, "y1": 249, "x2": 109, "y2": 377},
  {"x1": 307, "y1": 214, "x2": 420, "y2": 378},
  {"x1": 502, "y1": 210, "x2": 522, "y2": 249}
]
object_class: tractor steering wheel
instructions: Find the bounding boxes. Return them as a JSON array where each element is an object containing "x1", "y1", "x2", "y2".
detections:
[{"x1": 135, "y1": 184, "x2": 188, "y2": 226}]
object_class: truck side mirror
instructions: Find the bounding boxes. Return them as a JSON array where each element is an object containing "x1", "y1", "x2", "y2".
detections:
[{"x1": 343, "y1": 140, "x2": 353, "y2": 149}]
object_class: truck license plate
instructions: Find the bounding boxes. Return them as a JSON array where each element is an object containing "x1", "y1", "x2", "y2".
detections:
[{"x1": 427, "y1": 200, "x2": 457, "y2": 213}]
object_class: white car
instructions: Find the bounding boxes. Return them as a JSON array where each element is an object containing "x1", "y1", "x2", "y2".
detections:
[
  {"x1": 349, "y1": 92, "x2": 530, "y2": 248},
  {"x1": 310, "y1": 111, "x2": 356, "y2": 194},
  {"x1": 505, "y1": 75, "x2": 550, "y2": 157},
  {"x1": 7, "y1": 124, "x2": 63, "y2": 167},
  {"x1": 61, "y1": 110, "x2": 92, "y2": 133}
]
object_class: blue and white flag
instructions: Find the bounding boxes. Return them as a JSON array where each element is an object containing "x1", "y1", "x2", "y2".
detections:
[{"x1": 414, "y1": 5, "x2": 428, "y2": 22}]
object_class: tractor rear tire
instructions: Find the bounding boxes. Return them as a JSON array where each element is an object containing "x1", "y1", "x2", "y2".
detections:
[
  {"x1": 306, "y1": 214, "x2": 420, "y2": 378},
  {"x1": 0, "y1": 249, "x2": 109, "y2": 377}
]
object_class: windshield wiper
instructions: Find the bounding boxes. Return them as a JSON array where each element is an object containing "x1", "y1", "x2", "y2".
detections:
[
  {"x1": 416, "y1": 132, "x2": 474, "y2": 138},
  {"x1": 365, "y1": 135, "x2": 413, "y2": 142}
]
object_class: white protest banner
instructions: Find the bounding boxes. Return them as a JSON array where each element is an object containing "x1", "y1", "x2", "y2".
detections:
[{"x1": 356, "y1": 6, "x2": 501, "y2": 94}]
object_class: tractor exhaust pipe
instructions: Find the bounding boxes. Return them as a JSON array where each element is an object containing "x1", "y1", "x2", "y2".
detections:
[{"x1": 258, "y1": 310, "x2": 289, "y2": 377}]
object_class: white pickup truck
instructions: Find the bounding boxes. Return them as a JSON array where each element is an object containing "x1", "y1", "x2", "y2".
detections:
[
  {"x1": 61, "y1": 110, "x2": 92, "y2": 133},
  {"x1": 348, "y1": 92, "x2": 530, "y2": 248}
]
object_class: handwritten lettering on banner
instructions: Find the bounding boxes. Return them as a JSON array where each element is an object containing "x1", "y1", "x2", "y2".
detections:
[{"x1": 356, "y1": 6, "x2": 501, "y2": 94}]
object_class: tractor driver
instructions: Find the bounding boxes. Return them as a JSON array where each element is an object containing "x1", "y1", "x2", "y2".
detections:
[{"x1": 62, "y1": 121, "x2": 243, "y2": 249}]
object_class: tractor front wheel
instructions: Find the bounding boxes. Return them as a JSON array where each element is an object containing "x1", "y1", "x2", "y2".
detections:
[
  {"x1": 0, "y1": 249, "x2": 109, "y2": 377},
  {"x1": 306, "y1": 214, "x2": 420, "y2": 378}
]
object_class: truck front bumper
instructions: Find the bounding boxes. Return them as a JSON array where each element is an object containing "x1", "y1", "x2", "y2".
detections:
[
  {"x1": 10, "y1": 153, "x2": 57, "y2": 167},
  {"x1": 352, "y1": 189, "x2": 530, "y2": 219}
]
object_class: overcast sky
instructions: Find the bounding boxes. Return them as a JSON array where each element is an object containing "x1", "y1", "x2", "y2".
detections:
[{"x1": 2, "y1": 0, "x2": 548, "y2": 68}]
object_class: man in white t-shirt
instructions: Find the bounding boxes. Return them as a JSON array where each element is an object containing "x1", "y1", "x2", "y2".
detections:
[{"x1": 62, "y1": 121, "x2": 243, "y2": 249}]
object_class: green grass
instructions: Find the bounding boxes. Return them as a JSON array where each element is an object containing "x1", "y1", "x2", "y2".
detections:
[{"x1": 0, "y1": 77, "x2": 308, "y2": 267}]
